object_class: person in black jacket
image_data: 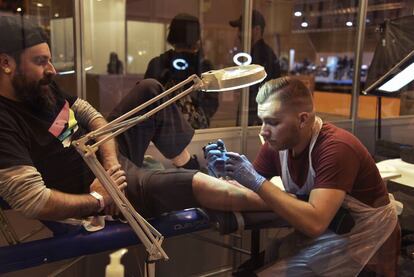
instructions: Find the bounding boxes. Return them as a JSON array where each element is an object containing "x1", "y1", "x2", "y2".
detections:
[
  {"x1": 230, "y1": 9, "x2": 281, "y2": 126},
  {"x1": 145, "y1": 14, "x2": 218, "y2": 129}
]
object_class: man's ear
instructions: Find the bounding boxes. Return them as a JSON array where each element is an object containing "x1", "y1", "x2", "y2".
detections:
[
  {"x1": 0, "y1": 54, "x2": 14, "y2": 74},
  {"x1": 298, "y1": 112, "x2": 310, "y2": 128}
]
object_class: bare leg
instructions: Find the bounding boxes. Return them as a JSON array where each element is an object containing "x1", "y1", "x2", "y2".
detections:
[
  {"x1": 192, "y1": 172, "x2": 269, "y2": 211},
  {"x1": 171, "y1": 148, "x2": 191, "y2": 167}
]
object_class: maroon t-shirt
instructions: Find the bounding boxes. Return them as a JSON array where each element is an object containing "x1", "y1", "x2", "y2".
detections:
[
  {"x1": 253, "y1": 122, "x2": 389, "y2": 208},
  {"x1": 254, "y1": 123, "x2": 400, "y2": 276},
  {"x1": 253, "y1": 123, "x2": 400, "y2": 277}
]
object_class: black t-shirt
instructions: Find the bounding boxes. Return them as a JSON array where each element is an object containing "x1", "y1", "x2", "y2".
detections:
[{"x1": 0, "y1": 86, "x2": 95, "y2": 194}]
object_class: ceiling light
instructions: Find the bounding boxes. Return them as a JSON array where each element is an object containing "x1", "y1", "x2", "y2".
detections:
[
  {"x1": 36, "y1": 3, "x2": 44, "y2": 7},
  {"x1": 294, "y1": 11, "x2": 302, "y2": 17},
  {"x1": 301, "y1": 21, "x2": 308, "y2": 28},
  {"x1": 346, "y1": 21, "x2": 353, "y2": 27},
  {"x1": 16, "y1": 7, "x2": 22, "y2": 12}
]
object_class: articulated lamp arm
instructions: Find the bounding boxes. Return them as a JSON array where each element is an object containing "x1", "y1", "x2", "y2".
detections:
[
  {"x1": 72, "y1": 74, "x2": 204, "y2": 262},
  {"x1": 71, "y1": 64, "x2": 267, "y2": 262}
]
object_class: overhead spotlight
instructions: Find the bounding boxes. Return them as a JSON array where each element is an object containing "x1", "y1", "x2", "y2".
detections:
[
  {"x1": 16, "y1": 7, "x2": 22, "y2": 12},
  {"x1": 301, "y1": 21, "x2": 308, "y2": 28},
  {"x1": 54, "y1": 13, "x2": 59, "y2": 18},
  {"x1": 36, "y1": 2, "x2": 44, "y2": 7},
  {"x1": 346, "y1": 21, "x2": 353, "y2": 27},
  {"x1": 294, "y1": 11, "x2": 302, "y2": 17}
]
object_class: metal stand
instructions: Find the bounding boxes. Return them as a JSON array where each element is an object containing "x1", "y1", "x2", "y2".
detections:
[
  {"x1": 377, "y1": 96, "x2": 382, "y2": 140},
  {"x1": 72, "y1": 75, "x2": 204, "y2": 265}
]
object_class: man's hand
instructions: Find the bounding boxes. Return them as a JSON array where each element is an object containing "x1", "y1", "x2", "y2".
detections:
[
  {"x1": 105, "y1": 164, "x2": 127, "y2": 216},
  {"x1": 204, "y1": 139, "x2": 228, "y2": 178},
  {"x1": 225, "y1": 152, "x2": 266, "y2": 192},
  {"x1": 90, "y1": 164, "x2": 127, "y2": 214}
]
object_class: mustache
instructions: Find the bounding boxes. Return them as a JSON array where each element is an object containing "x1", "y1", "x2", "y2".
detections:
[
  {"x1": 12, "y1": 73, "x2": 57, "y2": 113},
  {"x1": 38, "y1": 74, "x2": 53, "y2": 86}
]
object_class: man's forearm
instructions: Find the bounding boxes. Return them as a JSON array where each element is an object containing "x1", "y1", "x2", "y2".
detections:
[
  {"x1": 258, "y1": 181, "x2": 344, "y2": 238},
  {"x1": 37, "y1": 189, "x2": 99, "y2": 220},
  {"x1": 89, "y1": 116, "x2": 119, "y2": 169},
  {"x1": 192, "y1": 172, "x2": 270, "y2": 211}
]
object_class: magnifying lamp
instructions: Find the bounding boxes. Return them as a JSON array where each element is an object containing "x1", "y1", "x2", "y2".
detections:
[{"x1": 72, "y1": 64, "x2": 266, "y2": 266}]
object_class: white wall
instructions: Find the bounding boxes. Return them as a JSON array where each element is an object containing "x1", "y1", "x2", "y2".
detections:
[
  {"x1": 127, "y1": 21, "x2": 166, "y2": 74},
  {"x1": 50, "y1": 18, "x2": 74, "y2": 71},
  {"x1": 83, "y1": 0, "x2": 126, "y2": 74}
]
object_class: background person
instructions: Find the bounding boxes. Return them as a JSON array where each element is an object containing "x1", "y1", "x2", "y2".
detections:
[
  {"x1": 145, "y1": 13, "x2": 218, "y2": 130},
  {"x1": 229, "y1": 9, "x2": 281, "y2": 126}
]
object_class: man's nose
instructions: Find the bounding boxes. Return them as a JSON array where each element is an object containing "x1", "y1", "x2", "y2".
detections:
[
  {"x1": 260, "y1": 124, "x2": 269, "y2": 138},
  {"x1": 46, "y1": 62, "x2": 57, "y2": 75}
]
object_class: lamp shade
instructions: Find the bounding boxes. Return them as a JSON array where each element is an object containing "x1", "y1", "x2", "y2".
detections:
[{"x1": 200, "y1": 64, "x2": 267, "y2": 92}]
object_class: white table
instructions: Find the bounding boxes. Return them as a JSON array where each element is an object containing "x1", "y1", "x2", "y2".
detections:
[{"x1": 377, "y1": 159, "x2": 414, "y2": 188}]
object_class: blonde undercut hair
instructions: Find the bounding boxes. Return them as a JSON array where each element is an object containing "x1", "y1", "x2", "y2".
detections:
[{"x1": 256, "y1": 77, "x2": 314, "y2": 113}]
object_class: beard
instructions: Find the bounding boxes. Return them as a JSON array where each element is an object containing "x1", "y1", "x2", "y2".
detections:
[{"x1": 12, "y1": 72, "x2": 57, "y2": 113}]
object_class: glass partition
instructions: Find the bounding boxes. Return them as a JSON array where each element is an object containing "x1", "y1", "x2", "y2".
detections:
[
  {"x1": 2, "y1": 1, "x2": 413, "y2": 276},
  {"x1": 0, "y1": 0, "x2": 78, "y2": 96},
  {"x1": 81, "y1": 0, "x2": 251, "y2": 129},
  {"x1": 282, "y1": 0, "x2": 359, "y2": 122},
  {"x1": 362, "y1": 0, "x2": 414, "y2": 120}
]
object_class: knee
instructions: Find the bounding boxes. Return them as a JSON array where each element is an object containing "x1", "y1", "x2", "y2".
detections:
[{"x1": 137, "y1": 78, "x2": 164, "y2": 98}]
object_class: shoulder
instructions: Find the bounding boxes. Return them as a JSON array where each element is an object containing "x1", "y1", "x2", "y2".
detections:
[
  {"x1": 0, "y1": 97, "x2": 25, "y2": 128},
  {"x1": 145, "y1": 52, "x2": 171, "y2": 78},
  {"x1": 313, "y1": 123, "x2": 368, "y2": 163},
  {"x1": 258, "y1": 40, "x2": 276, "y2": 56}
]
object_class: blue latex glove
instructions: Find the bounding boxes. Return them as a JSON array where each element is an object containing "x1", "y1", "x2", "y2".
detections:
[
  {"x1": 225, "y1": 152, "x2": 266, "y2": 192},
  {"x1": 203, "y1": 139, "x2": 228, "y2": 178}
]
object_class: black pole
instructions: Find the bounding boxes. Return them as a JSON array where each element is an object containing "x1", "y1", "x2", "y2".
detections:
[{"x1": 377, "y1": 96, "x2": 382, "y2": 140}]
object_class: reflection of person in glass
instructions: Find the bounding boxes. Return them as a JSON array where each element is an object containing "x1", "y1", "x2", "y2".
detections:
[
  {"x1": 107, "y1": 52, "x2": 123, "y2": 74},
  {"x1": 230, "y1": 9, "x2": 281, "y2": 126},
  {"x1": 144, "y1": 14, "x2": 218, "y2": 129}
]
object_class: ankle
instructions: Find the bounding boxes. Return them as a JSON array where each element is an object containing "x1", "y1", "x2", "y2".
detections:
[{"x1": 179, "y1": 155, "x2": 200, "y2": 170}]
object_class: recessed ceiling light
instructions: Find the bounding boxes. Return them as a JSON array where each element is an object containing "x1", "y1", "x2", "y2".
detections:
[
  {"x1": 16, "y1": 7, "x2": 22, "y2": 12},
  {"x1": 301, "y1": 21, "x2": 308, "y2": 28},
  {"x1": 36, "y1": 3, "x2": 44, "y2": 7},
  {"x1": 294, "y1": 11, "x2": 302, "y2": 17},
  {"x1": 346, "y1": 21, "x2": 353, "y2": 27}
]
